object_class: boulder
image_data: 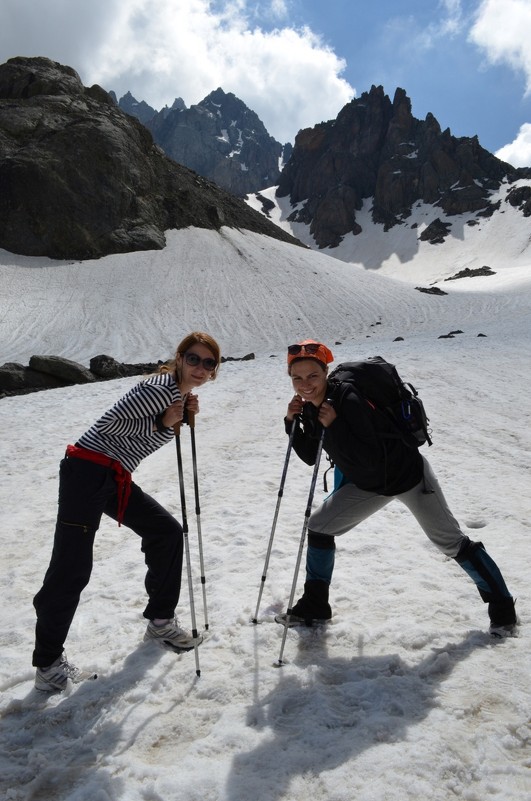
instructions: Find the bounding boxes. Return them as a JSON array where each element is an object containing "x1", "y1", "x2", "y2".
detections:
[
  {"x1": 415, "y1": 286, "x2": 448, "y2": 295},
  {"x1": 0, "y1": 362, "x2": 68, "y2": 392},
  {"x1": 28, "y1": 355, "x2": 96, "y2": 384},
  {"x1": 89, "y1": 354, "x2": 158, "y2": 378}
]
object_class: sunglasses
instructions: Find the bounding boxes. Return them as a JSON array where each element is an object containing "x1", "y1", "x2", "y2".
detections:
[
  {"x1": 184, "y1": 352, "x2": 218, "y2": 371},
  {"x1": 287, "y1": 343, "x2": 322, "y2": 356}
]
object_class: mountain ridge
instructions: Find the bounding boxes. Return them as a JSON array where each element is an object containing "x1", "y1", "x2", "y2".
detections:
[
  {"x1": 1, "y1": 56, "x2": 530, "y2": 269},
  {"x1": 117, "y1": 82, "x2": 531, "y2": 261}
]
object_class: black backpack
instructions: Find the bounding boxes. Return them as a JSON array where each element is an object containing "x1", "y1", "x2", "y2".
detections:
[{"x1": 328, "y1": 356, "x2": 432, "y2": 448}]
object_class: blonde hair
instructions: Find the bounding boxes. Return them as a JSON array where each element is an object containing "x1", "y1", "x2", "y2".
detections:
[{"x1": 160, "y1": 331, "x2": 221, "y2": 381}]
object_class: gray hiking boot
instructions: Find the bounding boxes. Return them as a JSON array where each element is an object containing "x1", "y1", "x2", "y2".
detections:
[
  {"x1": 35, "y1": 653, "x2": 98, "y2": 692},
  {"x1": 144, "y1": 618, "x2": 202, "y2": 652}
]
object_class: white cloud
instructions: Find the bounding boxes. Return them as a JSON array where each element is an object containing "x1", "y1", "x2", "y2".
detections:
[
  {"x1": 495, "y1": 122, "x2": 531, "y2": 167},
  {"x1": 0, "y1": 0, "x2": 353, "y2": 143},
  {"x1": 469, "y1": 0, "x2": 531, "y2": 93},
  {"x1": 468, "y1": 1, "x2": 531, "y2": 166}
]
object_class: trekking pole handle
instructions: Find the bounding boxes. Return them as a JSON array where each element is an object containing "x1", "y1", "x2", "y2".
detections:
[{"x1": 173, "y1": 409, "x2": 195, "y2": 435}]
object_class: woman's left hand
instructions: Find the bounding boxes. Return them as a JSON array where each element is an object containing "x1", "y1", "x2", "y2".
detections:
[
  {"x1": 186, "y1": 393, "x2": 200, "y2": 416},
  {"x1": 318, "y1": 400, "x2": 337, "y2": 428}
]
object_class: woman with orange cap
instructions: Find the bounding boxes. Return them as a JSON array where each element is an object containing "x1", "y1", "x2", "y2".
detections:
[{"x1": 275, "y1": 339, "x2": 517, "y2": 637}]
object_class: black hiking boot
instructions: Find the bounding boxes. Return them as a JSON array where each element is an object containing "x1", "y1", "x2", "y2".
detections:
[
  {"x1": 275, "y1": 580, "x2": 332, "y2": 627},
  {"x1": 489, "y1": 597, "x2": 518, "y2": 638}
]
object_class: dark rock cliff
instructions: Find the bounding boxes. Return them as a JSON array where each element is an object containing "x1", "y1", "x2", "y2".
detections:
[{"x1": 0, "y1": 57, "x2": 301, "y2": 259}]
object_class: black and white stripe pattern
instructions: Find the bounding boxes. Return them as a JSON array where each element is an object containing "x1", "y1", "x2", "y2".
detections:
[{"x1": 76, "y1": 373, "x2": 181, "y2": 473}]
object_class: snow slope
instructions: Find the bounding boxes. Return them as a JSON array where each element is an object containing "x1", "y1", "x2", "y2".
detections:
[
  {"x1": 247, "y1": 180, "x2": 531, "y2": 283},
  {"x1": 1, "y1": 221, "x2": 530, "y2": 367},
  {"x1": 0, "y1": 220, "x2": 530, "y2": 801}
]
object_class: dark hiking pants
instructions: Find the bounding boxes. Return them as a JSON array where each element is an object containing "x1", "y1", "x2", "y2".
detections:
[{"x1": 33, "y1": 455, "x2": 183, "y2": 667}]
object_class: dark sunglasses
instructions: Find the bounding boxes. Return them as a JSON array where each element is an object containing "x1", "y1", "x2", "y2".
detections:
[
  {"x1": 184, "y1": 352, "x2": 218, "y2": 371},
  {"x1": 287, "y1": 343, "x2": 322, "y2": 356}
]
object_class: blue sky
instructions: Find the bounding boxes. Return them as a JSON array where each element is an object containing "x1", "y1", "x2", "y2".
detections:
[{"x1": 2, "y1": 0, "x2": 531, "y2": 166}]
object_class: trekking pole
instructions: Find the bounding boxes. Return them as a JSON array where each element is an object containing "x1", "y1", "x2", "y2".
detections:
[
  {"x1": 174, "y1": 422, "x2": 201, "y2": 677},
  {"x1": 252, "y1": 417, "x2": 299, "y2": 624},
  {"x1": 275, "y1": 425, "x2": 326, "y2": 667},
  {"x1": 188, "y1": 411, "x2": 209, "y2": 631}
]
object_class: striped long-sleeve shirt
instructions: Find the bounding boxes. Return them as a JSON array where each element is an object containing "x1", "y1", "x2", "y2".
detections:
[{"x1": 76, "y1": 372, "x2": 181, "y2": 473}]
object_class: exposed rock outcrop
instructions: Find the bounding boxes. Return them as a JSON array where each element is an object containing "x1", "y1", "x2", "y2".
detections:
[
  {"x1": 506, "y1": 185, "x2": 531, "y2": 216},
  {"x1": 445, "y1": 266, "x2": 496, "y2": 280},
  {"x1": 419, "y1": 218, "x2": 452, "y2": 244}
]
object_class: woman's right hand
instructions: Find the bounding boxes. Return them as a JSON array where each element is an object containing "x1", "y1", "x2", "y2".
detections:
[
  {"x1": 286, "y1": 394, "x2": 304, "y2": 421},
  {"x1": 162, "y1": 399, "x2": 185, "y2": 428}
]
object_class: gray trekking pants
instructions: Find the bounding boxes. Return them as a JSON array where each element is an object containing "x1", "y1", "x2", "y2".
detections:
[
  {"x1": 306, "y1": 457, "x2": 465, "y2": 584},
  {"x1": 304, "y1": 457, "x2": 514, "y2": 618}
]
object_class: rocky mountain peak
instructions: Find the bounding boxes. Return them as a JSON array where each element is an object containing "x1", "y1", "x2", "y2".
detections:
[
  {"x1": 145, "y1": 86, "x2": 284, "y2": 196},
  {"x1": 117, "y1": 90, "x2": 157, "y2": 124},
  {"x1": 277, "y1": 84, "x2": 527, "y2": 248},
  {"x1": 201, "y1": 87, "x2": 268, "y2": 136}
]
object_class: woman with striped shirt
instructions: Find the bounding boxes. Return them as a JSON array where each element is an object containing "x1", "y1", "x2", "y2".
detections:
[{"x1": 32, "y1": 332, "x2": 221, "y2": 692}]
